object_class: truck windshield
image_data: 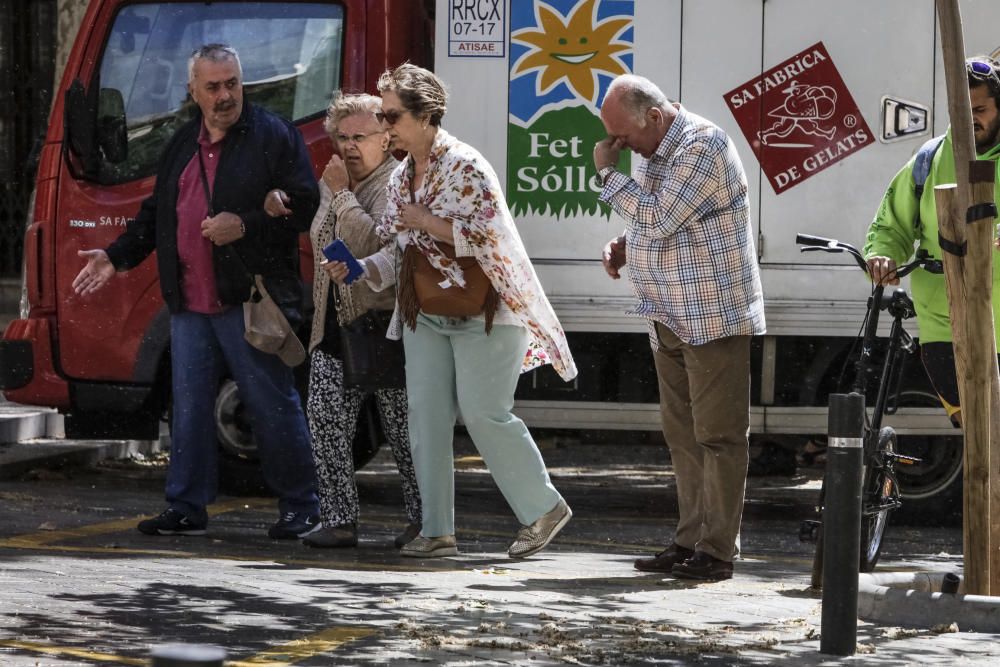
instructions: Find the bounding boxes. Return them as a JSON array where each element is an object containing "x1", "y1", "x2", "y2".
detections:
[{"x1": 96, "y1": 2, "x2": 343, "y2": 184}]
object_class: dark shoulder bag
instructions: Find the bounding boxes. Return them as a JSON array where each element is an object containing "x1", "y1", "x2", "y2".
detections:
[
  {"x1": 338, "y1": 307, "x2": 406, "y2": 391},
  {"x1": 329, "y1": 224, "x2": 405, "y2": 391}
]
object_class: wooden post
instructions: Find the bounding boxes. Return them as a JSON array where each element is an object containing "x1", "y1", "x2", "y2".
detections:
[
  {"x1": 934, "y1": 185, "x2": 988, "y2": 595},
  {"x1": 968, "y1": 167, "x2": 1000, "y2": 593},
  {"x1": 935, "y1": 0, "x2": 999, "y2": 595}
]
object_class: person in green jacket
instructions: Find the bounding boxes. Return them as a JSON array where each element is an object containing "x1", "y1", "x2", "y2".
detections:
[{"x1": 864, "y1": 55, "x2": 1000, "y2": 426}]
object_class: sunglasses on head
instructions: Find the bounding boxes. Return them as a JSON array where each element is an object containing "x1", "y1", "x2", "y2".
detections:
[
  {"x1": 967, "y1": 58, "x2": 1000, "y2": 85},
  {"x1": 376, "y1": 109, "x2": 404, "y2": 126}
]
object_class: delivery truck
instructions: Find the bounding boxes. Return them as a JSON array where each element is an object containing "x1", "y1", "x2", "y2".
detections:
[{"x1": 4, "y1": 0, "x2": 996, "y2": 515}]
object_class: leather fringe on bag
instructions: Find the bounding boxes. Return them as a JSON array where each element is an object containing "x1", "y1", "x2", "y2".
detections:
[{"x1": 399, "y1": 244, "x2": 499, "y2": 333}]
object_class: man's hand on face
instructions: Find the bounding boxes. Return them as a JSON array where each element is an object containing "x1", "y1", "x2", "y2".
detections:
[
  {"x1": 201, "y1": 211, "x2": 244, "y2": 245},
  {"x1": 602, "y1": 235, "x2": 627, "y2": 279},
  {"x1": 593, "y1": 136, "x2": 624, "y2": 171}
]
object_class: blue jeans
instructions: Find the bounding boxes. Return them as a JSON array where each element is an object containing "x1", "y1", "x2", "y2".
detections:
[{"x1": 168, "y1": 307, "x2": 319, "y2": 522}]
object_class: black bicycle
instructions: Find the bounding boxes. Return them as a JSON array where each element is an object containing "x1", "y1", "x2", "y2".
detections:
[{"x1": 795, "y1": 234, "x2": 937, "y2": 586}]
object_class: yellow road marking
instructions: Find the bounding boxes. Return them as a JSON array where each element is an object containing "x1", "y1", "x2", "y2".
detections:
[
  {"x1": 0, "y1": 640, "x2": 145, "y2": 665},
  {"x1": 0, "y1": 626, "x2": 375, "y2": 667},
  {"x1": 229, "y1": 626, "x2": 378, "y2": 666}
]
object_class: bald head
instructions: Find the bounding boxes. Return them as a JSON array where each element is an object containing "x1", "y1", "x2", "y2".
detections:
[
  {"x1": 605, "y1": 74, "x2": 669, "y2": 124},
  {"x1": 600, "y1": 74, "x2": 674, "y2": 158}
]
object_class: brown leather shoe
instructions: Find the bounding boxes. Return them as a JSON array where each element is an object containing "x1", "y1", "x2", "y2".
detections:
[
  {"x1": 671, "y1": 550, "x2": 734, "y2": 581},
  {"x1": 634, "y1": 543, "x2": 694, "y2": 572}
]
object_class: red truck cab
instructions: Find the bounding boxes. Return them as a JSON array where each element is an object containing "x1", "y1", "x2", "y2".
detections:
[{"x1": 1, "y1": 0, "x2": 432, "y2": 464}]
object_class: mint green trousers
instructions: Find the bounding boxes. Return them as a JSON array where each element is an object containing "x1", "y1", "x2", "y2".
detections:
[{"x1": 402, "y1": 313, "x2": 562, "y2": 537}]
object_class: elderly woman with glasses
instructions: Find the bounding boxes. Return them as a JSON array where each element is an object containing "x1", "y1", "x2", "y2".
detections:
[
  {"x1": 327, "y1": 64, "x2": 578, "y2": 559},
  {"x1": 265, "y1": 92, "x2": 421, "y2": 549}
]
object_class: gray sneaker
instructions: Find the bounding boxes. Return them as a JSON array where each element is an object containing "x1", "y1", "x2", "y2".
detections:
[
  {"x1": 508, "y1": 498, "x2": 572, "y2": 558},
  {"x1": 400, "y1": 534, "x2": 458, "y2": 558}
]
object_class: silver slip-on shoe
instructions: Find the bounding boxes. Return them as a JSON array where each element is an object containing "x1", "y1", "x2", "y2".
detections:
[
  {"x1": 400, "y1": 534, "x2": 458, "y2": 558},
  {"x1": 508, "y1": 498, "x2": 572, "y2": 558}
]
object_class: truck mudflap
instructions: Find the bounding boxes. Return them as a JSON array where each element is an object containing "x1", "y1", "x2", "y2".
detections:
[{"x1": 0, "y1": 318, "x2": 70, "y2": 407}]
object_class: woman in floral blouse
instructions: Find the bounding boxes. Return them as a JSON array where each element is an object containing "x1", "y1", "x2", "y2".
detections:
[{"x1": 328, "y1": 64, "x2": 578, "y2": 559}]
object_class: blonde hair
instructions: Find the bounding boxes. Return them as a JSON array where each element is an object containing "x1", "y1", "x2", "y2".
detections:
[
  {"x1": 323, "y1": 91, "x2": 383, "y2": 135},
  {"x1": 377, "y1": 63, "x2": 447, "y2": 126}
]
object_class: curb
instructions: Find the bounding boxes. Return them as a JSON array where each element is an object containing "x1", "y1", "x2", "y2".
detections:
[
  {"x1": 0, "y1": 408, "x2": 64, "y2": 444},
  {"x1": 858, "y1": 571, "x2": 1000, "y2": 632}
]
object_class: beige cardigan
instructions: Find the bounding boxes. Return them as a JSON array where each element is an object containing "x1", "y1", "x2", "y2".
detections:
[{"x1": 308, "y1": 157, "x2": 399, "y2": 352}]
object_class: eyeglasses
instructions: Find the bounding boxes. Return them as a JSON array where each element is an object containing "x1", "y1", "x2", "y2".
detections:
[
  {"x1": 334, "y1": 131, "x2": 383, "y2": 145},
  {"x1": 375, "y1": 109, "x2": 405, "y2": 126}
]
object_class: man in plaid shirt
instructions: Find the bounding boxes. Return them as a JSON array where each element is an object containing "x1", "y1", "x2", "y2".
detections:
[{"x1": 593, "y1": 74, "x2": 765, "y2": 581}]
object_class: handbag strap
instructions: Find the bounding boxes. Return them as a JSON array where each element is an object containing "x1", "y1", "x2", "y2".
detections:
[{"x1": 407, "y1": 157, "x2": 417, "y2": 205}]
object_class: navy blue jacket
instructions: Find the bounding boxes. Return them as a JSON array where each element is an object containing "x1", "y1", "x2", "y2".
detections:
[{"x1": 105, "y1": 102, "x2": 319, "y2": 325}]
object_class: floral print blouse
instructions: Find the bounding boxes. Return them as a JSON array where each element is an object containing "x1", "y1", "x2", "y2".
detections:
[{"x1": 374, "y1": 128, "x2": 577, "y2": 382}]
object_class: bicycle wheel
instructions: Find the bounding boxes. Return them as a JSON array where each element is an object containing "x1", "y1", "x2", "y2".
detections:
[{"x1": 859, "y1": 427, "x2": 897, "y2": 572}]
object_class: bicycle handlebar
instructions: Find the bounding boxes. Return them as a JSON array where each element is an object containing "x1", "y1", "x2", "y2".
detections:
[{"x1": 795, "y1": 233, "x2": 943, "y2": 279}]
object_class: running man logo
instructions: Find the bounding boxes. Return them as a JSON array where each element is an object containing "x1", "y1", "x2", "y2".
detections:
[
  {"x1": 508, "y1": 0, "x2": 634, "y2": 218},
  {"x1": 724, "y1": 42, "x2": 875, "y2": 194},
  {"x1": 759, "y1": 81, "x2": 838, "y2": 145}
]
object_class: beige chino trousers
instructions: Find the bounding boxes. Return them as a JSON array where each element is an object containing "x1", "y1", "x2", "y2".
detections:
[{"x1": 652, "y1": 321, "x2": 751, "y2": 562}]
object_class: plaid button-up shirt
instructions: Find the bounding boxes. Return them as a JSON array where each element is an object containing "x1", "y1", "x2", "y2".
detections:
[{"x1": 600, "y1": 106, "x2": 766, "y2": 347}]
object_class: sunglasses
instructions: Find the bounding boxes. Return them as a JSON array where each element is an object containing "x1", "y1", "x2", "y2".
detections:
[
  {"x1": 967, "y1": 58, "x2": 1000, "y2": 87},
  {"x1": 375, "y1": 109, "x2": 405, "y2": 126}
]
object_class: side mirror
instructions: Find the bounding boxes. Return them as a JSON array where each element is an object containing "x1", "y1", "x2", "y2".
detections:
[
  {"x1": 97, "y1": 88, "x2": 128, "y2": 164},
  {"x1": 64, "y1": 78, "x2": 99, "y2": 179}
]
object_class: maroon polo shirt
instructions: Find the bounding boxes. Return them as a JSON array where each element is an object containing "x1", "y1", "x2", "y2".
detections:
[{"x1": 175, "y1": 123, "x2": 224, "y2": 314}]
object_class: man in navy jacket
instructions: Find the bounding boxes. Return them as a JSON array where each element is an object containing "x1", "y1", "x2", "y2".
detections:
[{"x1": 73, "y1": 44, "x2": 321, "y2": 539}]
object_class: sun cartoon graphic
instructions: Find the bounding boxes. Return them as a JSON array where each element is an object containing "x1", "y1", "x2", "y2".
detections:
[{"x1": 511, "y1": 0, "x2": 631, "y2": 105}]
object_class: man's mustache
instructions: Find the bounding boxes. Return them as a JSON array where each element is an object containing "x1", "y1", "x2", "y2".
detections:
[{"x1": 214, "y1": 101, "x2": 236, "y2": 113}]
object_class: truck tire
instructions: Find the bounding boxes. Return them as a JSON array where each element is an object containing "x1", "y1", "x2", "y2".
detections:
[{"x1": 213, "y1": 377, "x2": 384, "y2": 497}]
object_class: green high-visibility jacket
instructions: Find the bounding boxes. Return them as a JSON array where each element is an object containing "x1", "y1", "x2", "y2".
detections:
[{"x1": 863, "y1": 129, "x2": 1000, "y2": 346}]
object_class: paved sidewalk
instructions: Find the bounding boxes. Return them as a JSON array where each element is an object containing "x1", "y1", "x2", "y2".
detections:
[
  {"x1": 0, "y1": 440, "x2": 995, "y2": 664},
  {"x1": 1, "y1": 540, "x2": 992, "y2": 666}
]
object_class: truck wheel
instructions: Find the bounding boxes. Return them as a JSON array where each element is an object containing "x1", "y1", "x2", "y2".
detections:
[
  {"x1": 212, "y1": 378, "x2": 385, "y2": 497},
  {"x1": 892, "y1": 389, "x2": 963, "y2": 524}
]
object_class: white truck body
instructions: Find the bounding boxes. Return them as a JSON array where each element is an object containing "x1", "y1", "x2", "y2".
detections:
[{"x1": 434, "y1": 0, "x2": 1000, "y2": 439}]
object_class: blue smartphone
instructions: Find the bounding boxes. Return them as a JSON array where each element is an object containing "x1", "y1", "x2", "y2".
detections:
[{"x1": 322, "y1": 239, "x2": 365, "y2": 285}]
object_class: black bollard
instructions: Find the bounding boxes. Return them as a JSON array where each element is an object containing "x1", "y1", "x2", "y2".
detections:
[
  {"x1": 150, "y1": 644, "x2": 226, "y2": 667},
  {"x1": 941, "y1": 572, "x2": 961, "y2": 595},
  {"x1": 820, "y1": 392, "x2": 864, "y2": 656}
]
